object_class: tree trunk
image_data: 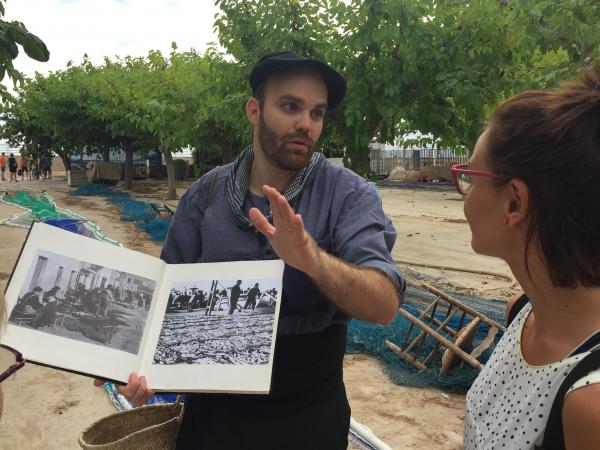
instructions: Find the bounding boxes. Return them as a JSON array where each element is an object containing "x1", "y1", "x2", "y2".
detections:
[
  {"x1": 59, "y1": 152, "x2": 71, "y2": 171},
  {"x1": 123, "y1": 142, "x2": 134, "y2": 190},
  {"x1": 102, "y1": 145, "x2": 110, "y2": 162},
  {"x1": 163, "y1": 148, "x2": 177, "y2": 200}
]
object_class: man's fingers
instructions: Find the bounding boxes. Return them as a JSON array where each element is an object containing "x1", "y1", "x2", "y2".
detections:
[
  {"x1": 263, "y1": 185, "x2": 296, "y2": 231},
  {"x1": 276, "y1": 195, "x2": 296, "y2": 230},
  {"x1": 250, "y1": 207, "x2": 275, "y2": 236},
  {"x1": 117, "y1": 372, "x2": 138, "y2": 399},
  {"x1": 263, "y1": 186, "x2": 285, "y2": 225},
  {"x1": 131, "y1": 376, "x2": 153, "y2": 406},
  {"x1": 115, "y1": 373, "x2": 154, "y2": 407},
  {"x1": 93, "y1": 379, "x2": 105, "y2": 387},
  {"x1": 293, "y1": 213, "x2": 305, "y2": 231}
]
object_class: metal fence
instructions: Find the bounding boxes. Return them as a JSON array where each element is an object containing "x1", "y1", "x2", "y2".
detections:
[{"x1": 370, "y1": 149, "x2": 469, "y2": 177}]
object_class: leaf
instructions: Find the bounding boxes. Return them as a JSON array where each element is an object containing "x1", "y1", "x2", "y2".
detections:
[
  {"x1": 20, "y1": 31, "x2": 50, "y2": 62},
  {"x1": 530, "y1": 8, "x2": 542, "y2": 19},
  {"x1": 0, "y1": 30, "x2": 18, "y2": 59}
]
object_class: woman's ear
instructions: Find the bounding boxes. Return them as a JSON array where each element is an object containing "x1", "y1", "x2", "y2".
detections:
[{"x1": 505, "y1": 179, "x2": 529, "y2": 226}]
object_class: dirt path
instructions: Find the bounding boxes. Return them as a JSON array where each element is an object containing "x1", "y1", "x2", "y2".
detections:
[{"x1": 0, "y1": 177, "x2": 515, "y2": 449}]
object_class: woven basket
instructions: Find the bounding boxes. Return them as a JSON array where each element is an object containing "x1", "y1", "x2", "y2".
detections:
[{"x1": 78, "y1": 398, "x2": 183, "y2": 450}]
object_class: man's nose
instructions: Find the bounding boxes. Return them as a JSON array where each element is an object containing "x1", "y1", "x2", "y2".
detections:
[{"x1": 295, "y1": 110, "x2": 312, "y2": 134}]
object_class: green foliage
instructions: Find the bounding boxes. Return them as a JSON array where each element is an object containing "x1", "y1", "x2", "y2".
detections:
[
  {"x1": 214, "y1": 0, "x2": 600, "y2": 173},
  {"x1": 0, "y1": 0, "x2": 49, "y2": 98},
  {"x1": 1, "y1": 0, "x2": 599, "y2": 181}
]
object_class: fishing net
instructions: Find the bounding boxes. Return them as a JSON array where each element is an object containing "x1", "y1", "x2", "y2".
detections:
[
  {"x1": 70, "y1": 184, "x2": 171, "y2": 241},
  {"x1": 347, "y1": 282, "x2": 506, "y2": 394},
  {"x1": 1, "y1": 191, "x2": 71, "y2": 222},
  {"x1": 0, "y1": 191, "x2": 121, "y2": 245}
]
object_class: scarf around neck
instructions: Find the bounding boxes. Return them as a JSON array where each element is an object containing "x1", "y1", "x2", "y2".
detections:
[{"x1": 227, "y1": 145, "x2": 325, "y2": 230}]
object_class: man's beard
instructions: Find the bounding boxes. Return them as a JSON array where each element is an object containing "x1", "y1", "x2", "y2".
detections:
[{"x1": 258, "y1": 113, "x2": 315, "y2": 171}]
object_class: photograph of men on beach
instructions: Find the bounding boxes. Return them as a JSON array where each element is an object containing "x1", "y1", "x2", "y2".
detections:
[{"x1": 152, "y1": 277, "x2": 280, "y2": 365}]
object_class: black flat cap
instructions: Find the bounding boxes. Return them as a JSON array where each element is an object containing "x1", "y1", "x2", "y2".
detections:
[{"x1": 250, "y1": 51, "x2": 347, "y2": 110}]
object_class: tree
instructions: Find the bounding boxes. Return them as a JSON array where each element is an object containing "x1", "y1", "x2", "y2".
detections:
[
  {"x1": 190, "y1": 52, "x2": 252, "y2": 166},
  {"x1": 120, "y1": 47, "x2": 197, "y2": 199},
  {"x1": 0, "y1": 0, "x2": 49, "y2": 98},
  {"x1": 213, "y1": 0, "x2": 600, "y2": 175},
  {"x1": 83, "y1": 57, "x2": 157, "y2": 191}
]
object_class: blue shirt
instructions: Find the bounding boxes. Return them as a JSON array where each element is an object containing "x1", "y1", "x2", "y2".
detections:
[{"x1": 160, "y1": 158, "x2": 405, "y2": 335}]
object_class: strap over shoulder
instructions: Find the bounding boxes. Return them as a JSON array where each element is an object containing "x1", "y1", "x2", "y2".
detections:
[
  {"x1": 207, "y1": 166, "x2": 220, "y2": 207},
  {"x1": 538, "y1": 349, "x2": 600, "y2": 450},
  {"x1": 507, "y1": 293, "x2": 530, "y2": 327}
]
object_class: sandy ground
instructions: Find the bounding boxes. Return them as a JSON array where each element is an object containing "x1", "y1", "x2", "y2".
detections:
[{"x1": 0, "y1": 176, "x2": 517, "y2": 449}]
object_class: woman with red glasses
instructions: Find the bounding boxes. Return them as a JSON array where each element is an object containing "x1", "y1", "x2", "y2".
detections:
[{"x1": 457, "y1": 66, "x2": 600, "y2": 450}]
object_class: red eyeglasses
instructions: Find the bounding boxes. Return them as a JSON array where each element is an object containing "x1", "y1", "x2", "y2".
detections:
[
  {"x1": 450, "y1": 164, "x2": 506, "y2": 195},
  {"x1": 0, "y1": 344, "x2": 25, "y2": 383}
]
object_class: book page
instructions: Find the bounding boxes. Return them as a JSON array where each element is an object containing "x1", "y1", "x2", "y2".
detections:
[
  {"x1": 140, "y1": 259, "x2": 284, "y2": 393},
  {"x1": 1, "y1": 222, "x2": 166, "y2": 383}
]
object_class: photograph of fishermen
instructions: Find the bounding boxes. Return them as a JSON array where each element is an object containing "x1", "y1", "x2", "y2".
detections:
[
  {"x1": 8, "y1": 249, "x2": 156, "y2": 354},
  {"x1": 153, "y1": 277, "x2": 279, "y2": 365}
]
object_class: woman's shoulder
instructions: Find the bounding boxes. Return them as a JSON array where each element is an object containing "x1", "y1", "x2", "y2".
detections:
[{"x1": 563, "y1": 379, "x2": 600, "y2": 447}]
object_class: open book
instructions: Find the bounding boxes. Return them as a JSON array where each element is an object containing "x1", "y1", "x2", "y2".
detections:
[{"x1": 1, "y1": 222, "x2": 284, "y2": 393}]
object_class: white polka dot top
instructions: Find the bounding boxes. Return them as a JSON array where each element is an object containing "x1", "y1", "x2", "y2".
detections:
[{"x1": 464, "y1": 302, "x2": 600, "y2": 449}]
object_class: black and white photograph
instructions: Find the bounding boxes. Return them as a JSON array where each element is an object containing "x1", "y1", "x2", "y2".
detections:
[
  {"x1": 8, "y1": 249, "x2": 156, "y2": 354},
  {"x1": 153, "y1": 277, "x2": 279, "y2": 365}
]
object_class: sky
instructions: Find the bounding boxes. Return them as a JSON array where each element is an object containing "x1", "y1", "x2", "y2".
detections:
[{"x1": 4, "y1": 0, "x2": 221, "y2": 80}]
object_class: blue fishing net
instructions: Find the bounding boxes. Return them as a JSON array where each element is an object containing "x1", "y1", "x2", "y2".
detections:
[
  {"x1": 138, "y1": 218, "x2": 172, "y2": 241},
  {"x1": 41, "y1": 218, "x2": 96, "y2": 239},
  {"x1": 70, "y1": 184, "x2": 171, "y2": 241},
  {"x1": 70, "y1": 183, "x2": 129, "y2": 198},
  {"x1": 347, "y1": 282, "x2": 507, "y2": 393}
]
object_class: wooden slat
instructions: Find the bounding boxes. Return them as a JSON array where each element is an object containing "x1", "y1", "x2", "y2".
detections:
[
  {"x1": 422, "y1": 283, "x2": 506, "y2": 333},
  {"x1": 396, "y1": 308, "x2": 484, "y2": 370},
  {"x1": 470, "y1": 326, "x2": 499, "y2": 360},
  {"x1": 385, "y1": 340, "x2": 427, "y2": 370}
]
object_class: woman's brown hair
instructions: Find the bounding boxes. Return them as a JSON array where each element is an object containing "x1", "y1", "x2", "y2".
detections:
[{"x1": 487, "y1": 65, "x2": 600, "y2": 288}]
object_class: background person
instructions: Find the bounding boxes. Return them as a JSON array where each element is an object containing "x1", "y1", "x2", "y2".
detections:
[
  {"x1": 19, "y1": 153, "x2": 29, "y2": 181},
  {"x1": 0, "y1": 152, "x2": 6, "y2": 181},
  {"x1": 27, "y1": 156, "x2": 37, "y2": 180},
  {"x1": 7, "y1": 154, "x2": 17, "y2": 182}
]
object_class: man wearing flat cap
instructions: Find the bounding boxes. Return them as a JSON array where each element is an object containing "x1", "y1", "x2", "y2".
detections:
[{"x1": 119, "y1": 51, "x2": 405, "y2": 449}]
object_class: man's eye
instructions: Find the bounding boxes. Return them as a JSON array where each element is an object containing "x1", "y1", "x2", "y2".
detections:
[
  {"x1": 282, "y1": 102, "x2": 299, "y2": 111},
  {"x1": 312, "y1": 110, "x2": 325, "y2": 120}
]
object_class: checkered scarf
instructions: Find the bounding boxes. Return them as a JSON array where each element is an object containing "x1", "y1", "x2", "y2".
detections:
[{"x1": 227, "y1": 145, "x2": 325, "y2": 230}]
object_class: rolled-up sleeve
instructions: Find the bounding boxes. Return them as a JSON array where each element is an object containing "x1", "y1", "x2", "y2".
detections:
[{"x1": 332, "y1": 182, "x2": 406, "y2": 295}]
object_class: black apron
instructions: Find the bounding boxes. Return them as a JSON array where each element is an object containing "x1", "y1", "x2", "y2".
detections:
[{"x1": 176, "y1": 324, "x2": 350, "y2": 450}]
